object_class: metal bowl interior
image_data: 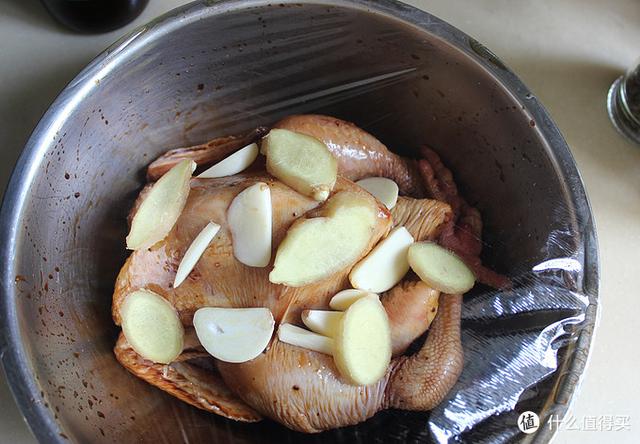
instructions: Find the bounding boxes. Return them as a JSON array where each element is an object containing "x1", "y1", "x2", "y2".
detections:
[{"x1": 0, "y1": 0, "x2": 597, "y2": 442}]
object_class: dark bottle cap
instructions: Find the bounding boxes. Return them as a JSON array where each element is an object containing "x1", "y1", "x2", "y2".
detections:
[{"x1": 41, "y1": 0, "x2": 149, "y2": 34}]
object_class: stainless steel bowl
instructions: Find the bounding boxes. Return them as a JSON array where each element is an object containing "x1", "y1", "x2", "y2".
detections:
[{"x1": 0, "y1": 0, "x2": 598, "y2": 442}]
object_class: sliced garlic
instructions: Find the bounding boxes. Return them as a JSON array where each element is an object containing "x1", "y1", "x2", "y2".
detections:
[
  {"x1": 193, "y1": 307, "x2": 274, "y2": 363},
  {"x1": 173, "y1": 221, "x2": 221, "y2": 288},
  {"x1": 355, "y1": 177, "x2": 399, "y2": 209},
  {"x1": 197, "y1": 143, "x2": 259, "y2": 178},
  {"x1": 126, "y1": 159, "x2": 196, "y2": 250},
  {"x1": 227, "y1": 182, "x2": 272, "y2": 267},
  {"x1": 277, "y1": 323, "x2": 334, "y2": 355},
  {"x1": 349, "y1": 226, "x2": 414, "y2": 292},
  {"x1": 329, "y1": 289, "x2": 378, "y2": 311},
  {"x1": 301, "y1": 310, "x2": 342, "y2": 337}
]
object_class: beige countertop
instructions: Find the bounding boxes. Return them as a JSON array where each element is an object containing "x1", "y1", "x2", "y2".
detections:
[{"x1": 1, "y1": 0, "x2": 638, "y2": 442}]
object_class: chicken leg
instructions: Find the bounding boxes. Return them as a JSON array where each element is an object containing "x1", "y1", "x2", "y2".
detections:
[{"x1": 385, "y1": 293, "x2": 463, "y2": 411}]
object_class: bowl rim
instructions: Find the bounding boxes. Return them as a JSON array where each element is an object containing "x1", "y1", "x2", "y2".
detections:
[{"x1": 0, "y1": 0, "x2": 599, "y2": 442}]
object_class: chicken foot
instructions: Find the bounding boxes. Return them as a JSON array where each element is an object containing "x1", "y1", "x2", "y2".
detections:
[{"x1": 418, "y1": 147, "x2": 510, "y2": 289}]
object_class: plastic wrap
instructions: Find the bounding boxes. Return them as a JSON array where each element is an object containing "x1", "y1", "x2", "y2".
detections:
[{"x1": 430, "y1": 252, "x2": 594, "y2": 442}]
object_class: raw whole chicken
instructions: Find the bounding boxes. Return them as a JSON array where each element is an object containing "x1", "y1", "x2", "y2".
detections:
[{"x1": 113, "y1": 115, "x2": 503, "y2": 433}]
